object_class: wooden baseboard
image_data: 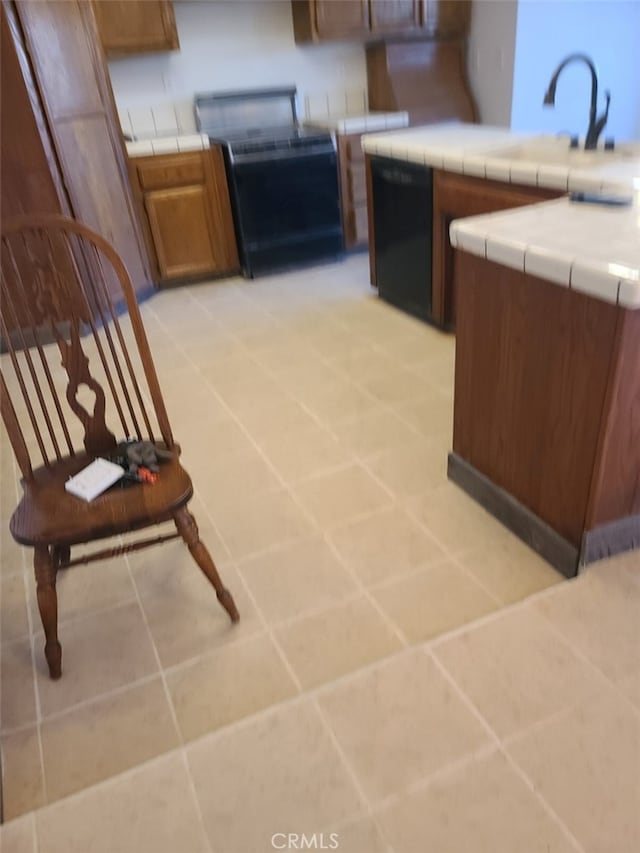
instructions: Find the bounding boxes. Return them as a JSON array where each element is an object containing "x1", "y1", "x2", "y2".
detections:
[
  {"x1": 447, "y1": 453, "x2": 579, "y2": 578},
  {"x1": 581, "y1": 516, "x2": 640, "y2": 566}
]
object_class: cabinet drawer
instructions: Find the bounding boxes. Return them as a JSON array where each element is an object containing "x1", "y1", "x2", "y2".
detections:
[
  {"x1": 347, "y1": 163, "x2": 367, "y2": 205},
  {"x1": 137, "y1": 153, "x2": 205, "y2": 190}
]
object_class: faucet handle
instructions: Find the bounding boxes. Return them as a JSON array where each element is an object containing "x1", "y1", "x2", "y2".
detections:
[{"x1": 569, "y1": 135, "x2": 580, "y2": 149}]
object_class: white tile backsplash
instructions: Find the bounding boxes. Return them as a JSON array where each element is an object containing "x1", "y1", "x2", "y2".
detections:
[
  {"x1": 305, "y1": 93, "x2": 330, "y2": 122},
  {"x1": 150, "y1": 103, "x2": 179, "y2": 137},
  {"x1": 174, "y1": 100, "x2": 198, "y2": 135},
  {"x1": 118, "y1": 109, "x2": 134, "y2": 139},
  {"x1": 345, "y1": 88, "x2": 368, "y2": 115},
  {"x1": 121, "y1": 100, "x2": 197, "y2": 140},
  {"x1": 304, "y1": 88, "x2": 369, "y2": 122},
  {"x1": 127, "y1": 106, "x2": 156, "y2": 139},
  {"x1": 120, "y1": 86, "x2": 369, "y2": 141}
]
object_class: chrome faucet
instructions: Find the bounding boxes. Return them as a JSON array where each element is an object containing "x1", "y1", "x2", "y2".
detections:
[{"x1": 543, "y1": 53, "x2": 611, "y2": 150}]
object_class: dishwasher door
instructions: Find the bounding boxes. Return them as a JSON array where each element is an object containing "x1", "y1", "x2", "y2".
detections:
[{"x1": 371, "y1": 157, "x2": 433, "y2": 321}]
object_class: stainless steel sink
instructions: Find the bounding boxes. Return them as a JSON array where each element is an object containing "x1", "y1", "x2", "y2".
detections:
[{"x1": 485, "y1": 137, "x2": 638, "y2": 168}]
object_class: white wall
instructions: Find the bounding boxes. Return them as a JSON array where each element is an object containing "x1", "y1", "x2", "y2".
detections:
[
  {"x1": 510, "y1": 0, "x2": 640, "y2": 142},
  {"x1": 108, "y1": 1, "x2": 368, "y2": 126},
  {"x1": 467, "y1": 0, "x2": 518, "y2": 127}
]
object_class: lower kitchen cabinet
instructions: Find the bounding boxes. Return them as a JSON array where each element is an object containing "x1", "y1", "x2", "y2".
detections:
[
  {"x1": 129, "y1": 147, "x2": 239, "y2": 285},
  {"x1": 337, "y1": 133, "x2": 369, "y2": 250},
  {"x1": 432, "y1": 170, "x2": 563, "y2": 327}
]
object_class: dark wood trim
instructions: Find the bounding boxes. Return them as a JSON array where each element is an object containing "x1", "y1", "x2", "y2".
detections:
[
  {"x1": 448, "y1": 452, "x2": 579, "y2": 578},
  {"x1": 365, "y1": 153, "x2": 377, "y2": 287},
  {"x1": 581, "y1": 516, "x2": 640, "y2": 566},
  {"x1": 584, "y1": 308, "x2": 640, "y2": 529},
  {"x1": 366, "y1": 39, "x2": 477, "y2": 125}
]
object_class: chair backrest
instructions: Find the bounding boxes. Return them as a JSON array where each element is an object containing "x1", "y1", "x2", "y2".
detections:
[{"x1": 1, "y1": 214, "x2": 174, "y2": 480}]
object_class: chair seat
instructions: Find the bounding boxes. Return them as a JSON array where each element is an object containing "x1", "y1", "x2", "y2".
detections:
[{"x1": 10, "y1": 452, "x2": 193, "y2": 548}]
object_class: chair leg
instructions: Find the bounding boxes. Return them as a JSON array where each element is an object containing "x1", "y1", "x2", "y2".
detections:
[
  {"x1": 174, "y1": 507, "x2": 240, "y2": 623},
  {"x1": 52, "y1": 545, "x2": 71, "y2": 569},
  {"x1": 34, "y1": 546, "x2": 62, "y2": 679}
]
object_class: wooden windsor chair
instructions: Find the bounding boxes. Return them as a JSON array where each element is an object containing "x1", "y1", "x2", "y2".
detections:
[{"x1": 0, "y1": 214, "x2": 239, "y2": 680}]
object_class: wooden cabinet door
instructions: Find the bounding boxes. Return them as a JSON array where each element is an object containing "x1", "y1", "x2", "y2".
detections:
[
  {"x1": 370, "y1": 1, "x2": 420, "y2": 32},
  {"x1": 145, "y1": 185, "x2": 219, "y2": 280},
  {"x1": 314, "y1": 1, "x2": 369, "y2": 38},
  {"x1": 1, "y1": 5, "x2": 64, "y2": 221},
  {"x1": 93, "y1": 0, "x2": 178, "y2": 55},
  {"x1": 14, "y1": 0, "x2": 151, "y2": 298},
  {"x1": 422, "y1": 0, "x2": 471, "y2": 38},
  {"x1": 134, "y1": 148, "x2": 239, "y2": 283}
]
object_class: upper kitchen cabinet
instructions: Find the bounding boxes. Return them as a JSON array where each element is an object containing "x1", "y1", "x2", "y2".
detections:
[
  {"x1": 1, "y1": 0, "x2": 151, "y2": 306},
  {"x1": 292, "y1": 0, "x2": 468, "y2": 43},
  {"x1": 370, "y1": 1, "x2": 420, "y2": 33},
  {"x1": 422, "y1": 0, "x2": 471, "y2": 38},
  {"x1": 292, "y1": 1, "x2": 370, "y2": 42},
  {"x1": 93, "y1": 0, "x2": 179, "y2": 56}
]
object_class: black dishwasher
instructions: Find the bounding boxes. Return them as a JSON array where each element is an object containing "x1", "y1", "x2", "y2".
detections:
[{"x1": 371, "y1": 156, "x2": 433, "y2": 322}]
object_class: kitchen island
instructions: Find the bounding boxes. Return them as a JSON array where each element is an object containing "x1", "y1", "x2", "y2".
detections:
[
  {"x1": 450, "y1": 194, "x2": 640, "y2": 576},
  {"x1": 361, "y1": 122, "x2": 640, "y2": 574},
  {"x1": 362, "y1": 122, "x2": 640, "y2": 327}
]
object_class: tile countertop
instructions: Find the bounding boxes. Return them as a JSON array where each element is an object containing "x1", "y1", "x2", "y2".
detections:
[
  {"x1": 125, "y1": 133, "x2": 210, "y2": 157},
  {"x1": 362, "y1": 121, "x2": 640, "y2": 310},
  {"x1": 361, "y1": 121, "x2": 640, "y2": 193},
  {"x1": 305, "y1": 111, "x2": 409, "y2": 135},
  {"x1": 449, "y1": 194, "x2": 640, "y2": 309}
]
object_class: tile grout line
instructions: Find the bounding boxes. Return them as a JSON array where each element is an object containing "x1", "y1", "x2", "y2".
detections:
[
  {"x1": 427, "y1": 647, "x2": 588, "y2": 853},
  {"x1": 27, "y1": 592, "x2": 141, "y2": 640},
  {"x1": 21, "y1": 544, "x2": 49, "y2": 809},
  {"x1": 318, "y1": 696, "x2": 410, "y2": 853},
  {"x1": 322, "y1": 536, "x2": 409, "y2": 648},
  {"x1": 123, "y1": 553, "x2": 184, "y2": 745},
  {"x1": 0, "y1": 564, "x2": 578, "y2": 741},
  {"x1": 154, "y1": 308, "x2": 336, "y2": 563},
  {"x1": 310, "y1": 695, "x2": 381, "y2": 831},
  {"x1": 3, "y1": 671, "x2": 163, "y2": 737},
  {"x1": 529, "y1": 597, "x2": 640, "y2": 720},
  {"x1": 423, "y1": 577, "x2": 574, "y2": 651},
  {"x1": 122, "y1": 552, "x2": 217, "y2": 853},
  {"x1": 179, "y1": 749, "x2": 216, "y2": 853},
  {"x1": 208, "y1": 530, "x2": 308, "y2": 699},
  {"x1": 367, "y1": 740, "x2": 500, "y2": 815}
]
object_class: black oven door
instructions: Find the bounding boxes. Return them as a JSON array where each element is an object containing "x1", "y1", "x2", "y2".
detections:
[{"x1": 229, "y1": 149, "x2": 343, "y2": 277}]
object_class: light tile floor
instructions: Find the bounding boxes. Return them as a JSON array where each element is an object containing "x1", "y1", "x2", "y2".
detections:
[{"x1": 1, "y1": 254, "x2": 639, "y2": 852}]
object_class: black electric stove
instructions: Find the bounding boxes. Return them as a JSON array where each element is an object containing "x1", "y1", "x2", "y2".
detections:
[{"x1": 195, "y1": 87, "x2": 343, "y2": 277}]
